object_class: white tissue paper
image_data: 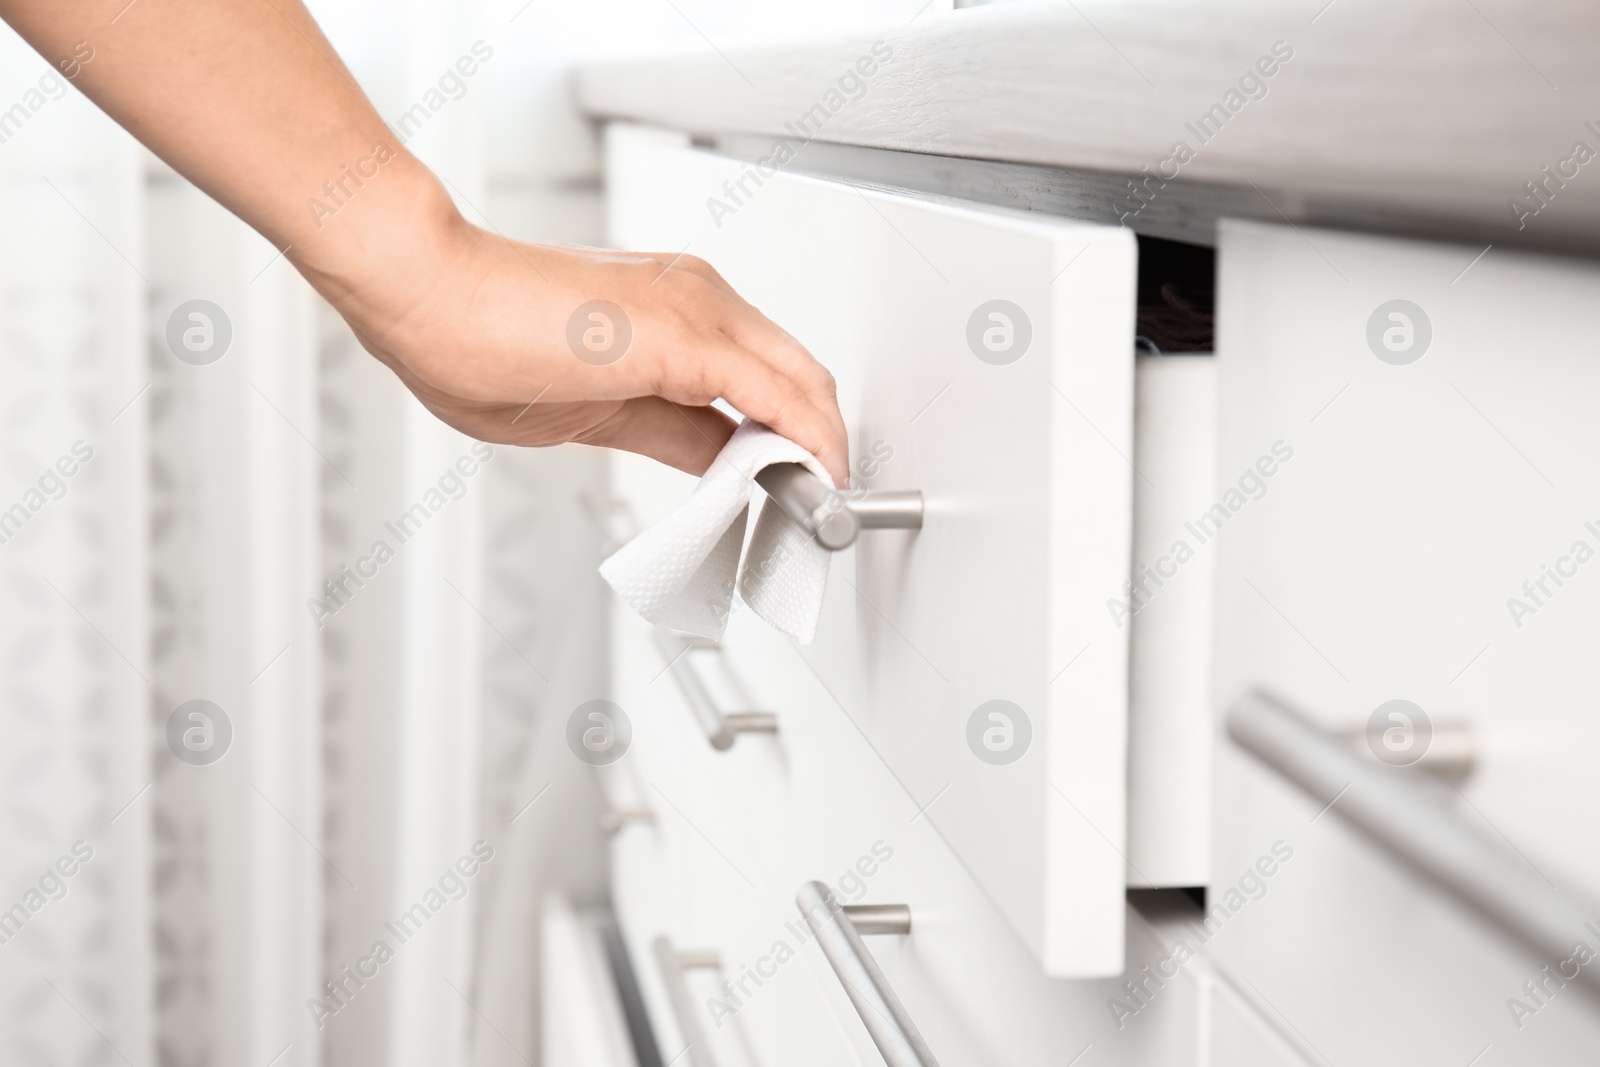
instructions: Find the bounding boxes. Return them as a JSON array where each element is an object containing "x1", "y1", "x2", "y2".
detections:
[{"x1": 599, "y1": 421, "x2": 832, "y2": 644}]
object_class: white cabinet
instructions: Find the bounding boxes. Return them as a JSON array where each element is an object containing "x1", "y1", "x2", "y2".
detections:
[
  {"x1": 596, "y1": 124, "x2": 1600, "y2": 1067},
  {"x1": 604, "y1": 562, "x2": 1208, "y2": 1067},
  {"x1": 606, "y1": 122, "x2": 1138, "y2": 978},
  {"x1": 605, "y1": 600, "x2": 865, "y2": 1067},
  {"x1": 601, "y1": 417, "x2": 1208, "y2": 1066},
  {"x1": 1209, "y1": 219, "x2": 1600, "y2": 1064}
]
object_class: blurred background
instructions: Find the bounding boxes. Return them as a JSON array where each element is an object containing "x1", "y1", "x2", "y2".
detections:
[{"x1": 0, "y1": 2, "x2": 932, "y2": 1065}]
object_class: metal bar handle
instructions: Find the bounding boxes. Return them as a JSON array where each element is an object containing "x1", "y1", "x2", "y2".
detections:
[
  {"x1": 653, "y1": 629, "x2": 777, "y2": 750},
  {"x1": 1228, "y1": 690, "x2": 1600, "y2": 1000},
  {"x1": 755, "y1": 462, "x2": 922, "y2": 551},
  {"x1": 651, "y1": 937, "x2": 722, "y2": 1067},
  {"x1": 795, "y1": 881, "x2": 941, "y2": 1067}
]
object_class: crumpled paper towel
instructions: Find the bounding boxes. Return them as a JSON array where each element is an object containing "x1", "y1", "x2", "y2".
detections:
[{"x1": 599, "y1": 421, "x2": 831, "y2": 643}]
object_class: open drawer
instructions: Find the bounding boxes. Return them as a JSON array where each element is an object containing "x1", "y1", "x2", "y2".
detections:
[
  {"x1": 606, "y1": 124, "x2": 1138, "y2": 975},
  {"x1": 603, "y1": 592, "x2": 1209, "y2": 1067}
]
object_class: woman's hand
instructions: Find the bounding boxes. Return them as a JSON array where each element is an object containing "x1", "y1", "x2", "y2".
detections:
[
  {"x1": 306, "y1": 172, "x2": 850, "y2": 486},
  {"x1": 0, "y1": 0, "x2": 848, "y2": 485}
]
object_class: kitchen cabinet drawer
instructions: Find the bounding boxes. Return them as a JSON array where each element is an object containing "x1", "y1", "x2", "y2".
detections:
[
  {"x1": 606, "y1": 122, "x2": 1138, "y2": 977},
  {"x1": 1208, "y1": 219, "x2": 1600, "y2": 1062},
  {"x1": 605, "y1": 582, "x2": 1205, "y2": 1067},
  {"x1": 605, "y1": 604, "x2": 863, "y2": 1067},
  {"x1": 540, "y1": 896, "x2": 638, "y2": 1067},
  {"x1": 610, "y1": 827, "x2": 868, "y2": 1067},
  {"x1": 709, "y1": 608, "x2": 1204, "y2": 1067},
  {"x1": 596, "y1": 451, "x2": 1200, "y2": 1065}
]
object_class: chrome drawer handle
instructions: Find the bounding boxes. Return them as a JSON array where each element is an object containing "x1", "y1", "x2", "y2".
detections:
[
  {"x1": 651, "y1": 937, "x2": 723, "y2": 1067},
  {"x1": 1228, "y1": 691, "x2": 1600, "y2": 1001},
  {"x1": 653, "y1": 630, "x2": 777, "y2": 750},
  {"x1": 755, "y1": 462, "x2": 922, "y2": 551},
  {"x1": 796, "y1": 882, "x2": 941, "y2": 1067}
]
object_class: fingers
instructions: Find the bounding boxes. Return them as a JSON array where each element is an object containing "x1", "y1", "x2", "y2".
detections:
[
  {"x1": 575, "y1": 396, "x2": 738, "y2": 477},
  {"x1": 384, "y1": 235, "x2": 850, "y2": 483},
  {"x1": 643, "y1": 264, "x2": 850, "y2": 486},
  {"x1": 719, "y1": 313, "x2": 848, "y2": 477},
  {"x1": 662, "y1": 336, "x2": 850, "y2": 488},
  {"x1": 719, "y1": 368, "x2": 850, "y2": 488}
]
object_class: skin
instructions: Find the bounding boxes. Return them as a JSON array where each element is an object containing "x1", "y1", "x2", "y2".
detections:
[{"x1": 0, "y1": 0, "x2": 850, "y2": 485}]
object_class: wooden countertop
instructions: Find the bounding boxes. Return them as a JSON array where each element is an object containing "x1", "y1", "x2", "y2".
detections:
[{"x1": 577, "y1": 0, "x2": 1600, "y2": 254}]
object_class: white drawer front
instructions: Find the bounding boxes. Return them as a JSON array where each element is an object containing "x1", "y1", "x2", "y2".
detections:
[
  {"x1": 607, "y1": 605, "x2": 862, "y2": 1067},
  {"x1": 1210, "y1": 220, "x2": 1600, "y2": 1062},
  {"x1": 607, "y1": 591, "x2": 1204, "y2": 1067},
  {"x1": 606, "y1": 123, "x2": 1138, "y2": 977}
]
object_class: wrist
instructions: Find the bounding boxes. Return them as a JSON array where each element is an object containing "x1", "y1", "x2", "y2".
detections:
[{"x1": 288, "y1": 149, "x2": 468, "y2": 333}]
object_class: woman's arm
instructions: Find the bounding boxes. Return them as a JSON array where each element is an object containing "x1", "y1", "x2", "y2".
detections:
[{"x1": 0, "y1": 0, "x2": 849, "y2": 483}]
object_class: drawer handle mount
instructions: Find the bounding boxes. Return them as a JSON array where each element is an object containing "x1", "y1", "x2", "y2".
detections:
[
  {"x1": 756, "y1": 462, "x2": 922, "y2": 551},
  {"x1": 654, "y1": 629, "x2": 777, "y2": 750},
  {"x1": 796, "y1": 881, "x2": 941, "y2": 1067},
  {"x1": 652, "y1": 937, "x2": 723, "y2": 1067}
]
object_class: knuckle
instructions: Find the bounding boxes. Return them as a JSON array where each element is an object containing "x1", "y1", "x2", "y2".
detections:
[
  {"x1": 663, "y1": 265, "x2": 712, "y2": 304},
  {"x1": 658, "y1": 352, "x2": 718, "y2": 406}
]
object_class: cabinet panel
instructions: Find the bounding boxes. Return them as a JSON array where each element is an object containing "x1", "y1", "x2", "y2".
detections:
[
  {"x1": 607, "y1": 600, "x2": 862, "y2": 1067},
  {"x1": 606, "y1": 575, "x2": 1203, "y2": 1067},
  {"x1": 1210, "y1": 219, "x2": 1600, "y2": 1063},
  {"x1": 606, "y1": 122, "x2": 1138, "y2": 977},
  {"x1": 1127, "y1": 354, "x2": 1217, "y2": 888},
  {"x1": 540, "y1": 896, "x2": 638, "y2": 1067},
  {"x1": 1202, "y1": 980, "x2": 1300, "y2": 1067}
]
